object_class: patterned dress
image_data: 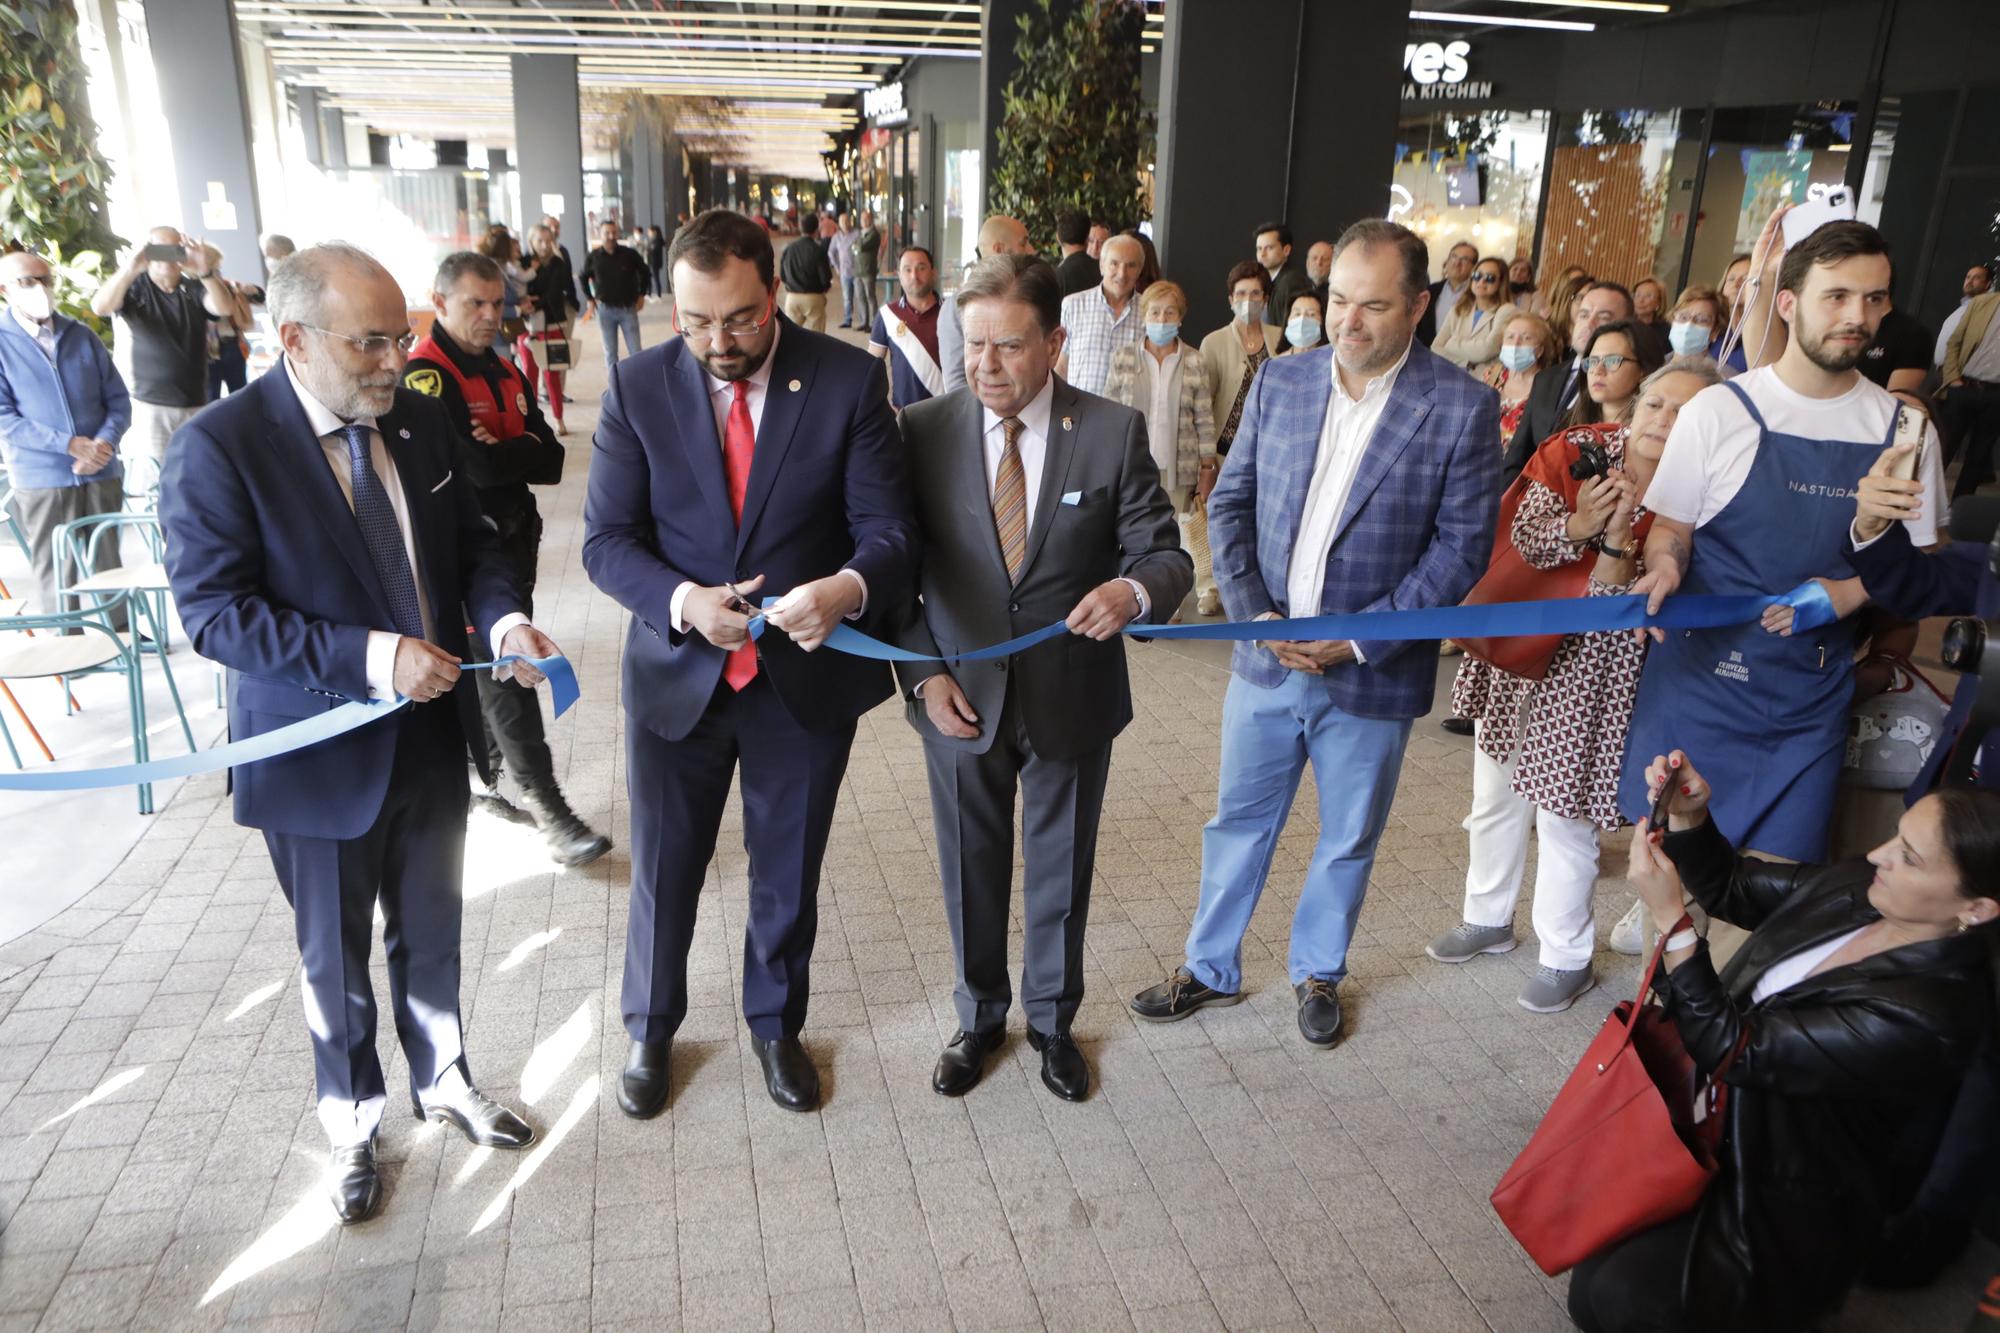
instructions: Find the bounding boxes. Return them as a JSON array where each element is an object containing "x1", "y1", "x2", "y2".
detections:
[{"x1": 1450, "y1": 427, "x2": 1650, "y2": 829}]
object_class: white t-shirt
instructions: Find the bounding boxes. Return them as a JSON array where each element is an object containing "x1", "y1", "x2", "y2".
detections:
[
  {"x1": 1751, "y1": 925, "x2": 1867, "y2": 1003},
  {"x1": 1642, "y1": 367, "x2": 1943, "y2": 547}
]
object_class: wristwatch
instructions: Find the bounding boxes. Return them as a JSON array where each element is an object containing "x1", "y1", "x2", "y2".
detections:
[{"x1": 1591, "y1": 536, "x2": 1630, "y2": 559}]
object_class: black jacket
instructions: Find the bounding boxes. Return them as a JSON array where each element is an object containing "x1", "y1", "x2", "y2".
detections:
[
  {"x1": 1056, "y1": 249, "x2": 1098, "y2": 297},
  {"x1": 527, "y1": 251, "x2": 576, "y2": 324},
  {"x1": 1501, "y1": 356, "x2": 1581, "y2": 475},
  {"x1": 402, "y1": 323, "x2": 564, "y2": 538},
  {"x1": 779, "y1": 236, "x2": 833, "y2": 295},
  {"x1": 1653, "y1": 816, "x2": 1992, "y2": 1331}
]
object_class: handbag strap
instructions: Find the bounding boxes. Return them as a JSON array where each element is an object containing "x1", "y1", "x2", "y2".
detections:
[{"x1": 1613, "y1": 911, "x2": 1694, "y2": 1050}]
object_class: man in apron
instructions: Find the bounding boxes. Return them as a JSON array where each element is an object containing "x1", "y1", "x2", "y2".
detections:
[
  {"x1": 867, "y1": 245, "x2": 942, "y2": 411},
  {"x1": 1624, "y1": 220, "x2": 1945, "y2": 862}
]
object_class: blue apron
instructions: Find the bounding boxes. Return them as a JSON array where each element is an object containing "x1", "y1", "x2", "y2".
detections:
[{"x1": 1620, "y1": 380, "x2": 1897, "y2": 860}]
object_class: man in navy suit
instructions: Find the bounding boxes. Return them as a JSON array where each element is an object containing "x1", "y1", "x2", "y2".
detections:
[
  {"x1": 1130, "y1": 219, "x2": 1499, "y2": 1047},
  {"x1": 583, "y1": 210, "x2": 915, "y2": 1116},
  {"x1": 160, "y1": 244, "x2": 561, "y2": 1226}
]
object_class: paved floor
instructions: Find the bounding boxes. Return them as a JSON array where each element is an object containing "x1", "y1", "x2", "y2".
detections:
[{"x1": 0, "y1": 300, "x2": 1986, "y2": 1330}]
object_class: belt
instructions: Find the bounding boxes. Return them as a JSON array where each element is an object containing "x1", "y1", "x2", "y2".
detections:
[{"x1": 1963, "y1": 377, "x2": 2000, "y2": 391}]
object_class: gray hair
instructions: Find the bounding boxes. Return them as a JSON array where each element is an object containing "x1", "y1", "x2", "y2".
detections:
[
  {"x1": 261, "y1": 233, "x2": 296, "y2": 260},
  {"x1": 1641, "y1": 355, "x2": 1726, "y2": 397},
  {"x1": 956, "y1": 253, "x2": 1063, "y2": 335},
  {"x1": 265, "y1": 242, "x2": 393, "y2": 330},
  {"x1": 432, "y1": 250, "x2": 502, "y2": 296},
  {"x1": 1333, "y1": 218, "x2": 1430, "y2": 303}
]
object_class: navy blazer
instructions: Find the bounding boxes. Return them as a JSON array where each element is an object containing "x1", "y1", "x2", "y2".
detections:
[
  {"x1": 160, "y1": 368, "x2": 521, "y2": 839},
  {"x1": 1207, "y1": 338, "x2": 1499, "y2": 720},
  {"x1": 581, "y1": 317, "x2": 916, "y2": 741}
]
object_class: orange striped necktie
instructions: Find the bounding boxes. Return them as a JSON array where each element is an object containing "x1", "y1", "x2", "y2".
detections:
[{"x1": 993, "y1": 415, "x2": 1027, "y2": 581}]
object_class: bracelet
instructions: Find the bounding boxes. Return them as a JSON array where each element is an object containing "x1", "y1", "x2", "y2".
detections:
[{"x1": 1664, "y1": 928, "x2": 1700, "y2": 954}]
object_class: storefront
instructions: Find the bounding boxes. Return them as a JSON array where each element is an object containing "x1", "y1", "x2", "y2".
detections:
[{"x1": 853, "y1": 56, "x2": 982, "y2": 295}]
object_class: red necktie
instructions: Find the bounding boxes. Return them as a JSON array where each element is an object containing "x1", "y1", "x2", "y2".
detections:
[{"x1": 722, "y1": 380, "x2": 758, "y2": 690}]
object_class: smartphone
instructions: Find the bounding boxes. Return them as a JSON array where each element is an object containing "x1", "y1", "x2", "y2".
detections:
[
  {"x1": 1648, "y1": 766, "x2": 1677, "y2": 832},
  {"x1": 1888, "y1": 405, "x2": 1925, "y2": 482},
  {"x1": 1781, "y1": 186, "x2": 1856, "y2": 249},
  {"x1": 143, "y1": 242, "x2": 187, "y2": 263}
]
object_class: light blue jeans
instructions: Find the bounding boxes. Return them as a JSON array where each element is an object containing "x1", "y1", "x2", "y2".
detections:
[
  {"x1": 841, "y1": 274, "x2": 866, "y2": 326},
  {"x1": 599, "y1": 303, "x2": 641, "y2": 369},
  {"x1": 1184, "y1": 672, "x2": 1413, "y2": 993}
]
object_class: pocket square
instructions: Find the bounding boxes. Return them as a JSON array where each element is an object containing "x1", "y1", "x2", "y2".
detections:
[
  {"x1": 430, "y1": 471, "x2": 453, "y2": 493},
  {"x1": 1061, "y1": 490, "x2": 1083, "y2": 506}
]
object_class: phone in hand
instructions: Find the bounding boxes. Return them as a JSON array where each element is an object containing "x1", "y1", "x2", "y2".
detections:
[
  {"x1": 143, "y1": 242, "x2": 187, "y2": 263},
  {"x1": 1888, "y1": 404, "x2": 1925, "y2": 482},
  {"x1": 1781, "y1": 186, "x2": 1856, "y2": 249},
  {"x1": 1649, "y1": 764, "x2": 1678, "y2": 833}
]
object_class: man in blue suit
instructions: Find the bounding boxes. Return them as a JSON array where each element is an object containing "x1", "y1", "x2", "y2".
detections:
[
  {"x1": 583, "y1": 210, "x2": 915, "y2": 1117},
  {"x1": 1131, "y1": 219, "x2": 1500, "y2": 1046},
  {"x1": 160, "y1": 244, "x2": 562, "y2": 1225}
]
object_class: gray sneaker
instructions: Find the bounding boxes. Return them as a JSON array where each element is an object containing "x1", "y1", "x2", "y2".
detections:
[
  {"x1": 1425, "y1": 921, "x2": 1518, "y2": 964},
  {"x1": 1518, "y1": 965, "x2": 1596, "y2": 1014}
]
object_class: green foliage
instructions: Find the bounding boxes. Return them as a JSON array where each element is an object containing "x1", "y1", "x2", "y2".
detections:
[
  {"x1": 0, "y1": 0, "x2": 122, "y2": 328},
  {"x1": 989, "y1": 0, "x2": 1153, "y2": 254}
]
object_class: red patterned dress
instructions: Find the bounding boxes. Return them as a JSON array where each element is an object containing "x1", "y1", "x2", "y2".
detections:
[{"x1": 1449, "y1": 427, "x2": 1651, "y2": 830}]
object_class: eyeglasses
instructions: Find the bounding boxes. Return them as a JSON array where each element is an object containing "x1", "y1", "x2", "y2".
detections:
[
  {"x1": 1469, "y1": 273, "x2": 1500, "y2": 285},
  {"x1": 6, "y1": 274, "x2": 56, "y2": 290},
  {"x1": 302, "y1": 325, "x2": 416, "y2": 356},
  {"x1": 1580, "y1": 353, "x2": 1631, "y2": 372},
  {"x1": 675, "y1": 296, "x2": 776, "y2": 343}
]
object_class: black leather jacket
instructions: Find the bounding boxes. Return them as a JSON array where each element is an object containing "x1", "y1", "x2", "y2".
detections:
[{"x1": 1653, "y1": 816, "x2": 1992, "y2": 1331}]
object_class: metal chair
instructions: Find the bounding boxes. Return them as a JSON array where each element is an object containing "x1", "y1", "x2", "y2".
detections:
[
  {"x1": 53, "y1": 512, "x2": 196, "y2": 754},
  {"x1": 0, "y1": 593, "x2": 160, "y2": 813},
  {"x1": 0, "y1": 462, "x2": 31, "y2": 563}
]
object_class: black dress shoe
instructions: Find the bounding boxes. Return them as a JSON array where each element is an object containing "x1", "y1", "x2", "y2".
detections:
[
  {"x1": 751, "y1": 1034, "x2": 820, "y2": 1112},
  {"x1": 1026, "y1": 1027, "x2": 1090, "y2": 1102},
  {"x1": 414, "y1": 1086, "x2": 535, "y2": 1149},
  {"x1": 1440, "y1": 716, "x2": 1475, "y2": 736},
  {"x1": 618, "y1": 1038, "x2": 671, "y2": 1119},
  {"x1": 1129, "y1": 967, "x2": 1242, "y2": 1022},
  {"x1": 932, "y1": 1028, "x2": 1005, "y2": 1097},
  {"x1": 519, "y1": 786, "x2": 613, "y2": 867},
  {"x1": 329, "y1": 1140, "x2": 381, "y2": 1225},
  {"x1": 1295, "y1": 977, "x2": 1343, "y2": 1047},
  {"x1": 472, "y1": 787, "x2": 537, "y2": 827}
]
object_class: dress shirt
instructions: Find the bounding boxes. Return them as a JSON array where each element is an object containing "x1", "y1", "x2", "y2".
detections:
[
  {"x1": 12, "y1": 306, "x2": 56, "y2": 361},
  {"x1": 1135, "y1": 343, "x2": 1183, "y2": 483},
  {"x1": 1057, "y1": 285, "x2": 1142, "y2": 396},
  {"x1": 1285, "y1": 341, "x2": 1413, "y2": 656},
  {"x1": 668, "y1": 323, "x2": 867, "y2": 632},
  {"x1": 283, "y1": 357, "x2": 528, "y2": 700}
]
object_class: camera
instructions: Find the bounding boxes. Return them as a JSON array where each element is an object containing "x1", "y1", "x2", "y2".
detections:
[{"x1": 1568, "y1": 440, "x2": 1613, "y2": 483}]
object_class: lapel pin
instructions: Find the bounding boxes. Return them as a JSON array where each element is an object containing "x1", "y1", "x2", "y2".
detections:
[
  {"x1": 398, "y1": 428, "x2": 411, "y2": 439},
  {"x1": 1062, "y1": 416, "x2": 1074, "y2": 432},
  {"x1": 788, "y1": 379, "x2": 802, "y2": 392}
]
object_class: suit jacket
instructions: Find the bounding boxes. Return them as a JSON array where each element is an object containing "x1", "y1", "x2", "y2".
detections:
[
  {"x1": 1206, "y1": 338, "x2": 1500, "y2": 719},
  {"x1": 159, "y1": 369, "x2": 520, "y2": 840},
  {"x1": 893, "y1": 379, "x2": 1192, "y2": 762},
  {"x1": 581, "y1": 317, "x2": 916, "y2": 742},
  {"x1": 1269, "y1": 260, "x2": 1314, "y2": 338},
  {"x1": 1944, "y1": 290, "x2": 2000, "y2": 385},
  {"x1": 1501, "y1": 354, "x2": 1580, "y2": 475}
]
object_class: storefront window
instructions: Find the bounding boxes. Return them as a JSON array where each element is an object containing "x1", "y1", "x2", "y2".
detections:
[
  {"x1": 1686, "y1": 103, "x2": 1862, "y2": 297},
  {"x1": 1539, "y1": 108, "x2": 1707, "y2": 295},
  {"x1": 1393, "y1": 110, "x2": 1551, "y2": 279}
]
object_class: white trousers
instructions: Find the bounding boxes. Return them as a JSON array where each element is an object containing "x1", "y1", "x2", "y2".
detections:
[{"x1": 1461, "y1": 735, "x2": 1601, "y2": 969}]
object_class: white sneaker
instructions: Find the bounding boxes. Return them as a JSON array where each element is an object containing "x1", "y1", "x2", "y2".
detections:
[{"x1": 1608, "y1": 899, "x2": 1648, "y2": 956}]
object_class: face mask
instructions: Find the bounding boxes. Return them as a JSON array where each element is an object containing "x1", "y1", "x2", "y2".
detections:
[
  {"x1": 1286, "y1": 317, "x2": 1321, "y2": 348},
  {"x1": 9, "y1": 285, "x2": 54, "y2": 321},
  {"x1": 1145, "y1": 321, "x2": 1179, "y2": 347},
  {"x1": 1668, "y1": 319, "x2": 1710, "y2": 357},
  {"x1": 1233, "y1": 299, "x2": 1264, "y2": 325},
  {"x1": 1498, "y1": 344, "x2": 1536, "y2": 374}
]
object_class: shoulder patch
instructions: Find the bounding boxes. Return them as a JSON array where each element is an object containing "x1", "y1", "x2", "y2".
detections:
[{"x1": 405, "y1": 368, "x2": 444, "y2": 398}]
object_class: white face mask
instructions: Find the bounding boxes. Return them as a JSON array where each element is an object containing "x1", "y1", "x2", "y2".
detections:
[
  {"x1": 1233, "y1": 298, "x2": 1265, "y2": 325},
  {"x1": 9, "y1": 284, "x2": 54, "y2": 321}
]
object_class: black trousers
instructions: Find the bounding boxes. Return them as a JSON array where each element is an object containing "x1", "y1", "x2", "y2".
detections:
[
  {"x1": 922, "y1": 680, "x2": 1111, "y2": 1037},
  {"x1": 473, "y1": 515, "x2": 555, "y2": 792},
  {"x1": 262, "y1": 702, "x2": 469, "y2": 1145},
  {"x1": 620, "y1": 675, "x2": 855, "y2": 1042},
  {"x1": 1943, "y1": 381, "x2": 2000, "y2": 499},
  {"x1": 1567, "y1": 1212, "x2": 1706, "y2": 1333}
]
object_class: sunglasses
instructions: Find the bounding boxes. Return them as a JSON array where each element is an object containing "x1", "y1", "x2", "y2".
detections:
[
  {"x1": 1469, "y1": 273, "x2": 1501, "y2": 285},
  {"x1": 1580, "y1": 353, "x2": 1630, "y2": 372}
]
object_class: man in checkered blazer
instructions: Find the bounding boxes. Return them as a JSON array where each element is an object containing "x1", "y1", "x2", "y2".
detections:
[{"x1": 1131, "y1": 219, "x2": 1500, "y2": 1047}]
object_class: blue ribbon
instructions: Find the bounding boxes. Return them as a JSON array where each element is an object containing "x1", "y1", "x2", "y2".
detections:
[
  {"x1": 754, "y1": 581, "x2": 1841, "y2": 664},
  {"x1": 0, "y1": 655, "x2": 577, "y2": 793}
]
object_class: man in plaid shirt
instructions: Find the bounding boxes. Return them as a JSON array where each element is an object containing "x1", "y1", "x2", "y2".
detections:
[{"x1": 1055, "y1": 234, "x2": 1145, "y2": 395}]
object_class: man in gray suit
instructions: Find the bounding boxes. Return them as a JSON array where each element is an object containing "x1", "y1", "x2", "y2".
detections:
[{"x1": 896, "y1": 254, "x2": 1192, "y2": 1102}]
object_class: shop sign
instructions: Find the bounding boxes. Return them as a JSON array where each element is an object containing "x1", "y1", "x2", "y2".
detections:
[
  {"x1": 1402, "y1": 40, "x2": 1494, "y2": 101},
  {"x1": 865, "y1": 81, "x2": 908, "y2": 127}
]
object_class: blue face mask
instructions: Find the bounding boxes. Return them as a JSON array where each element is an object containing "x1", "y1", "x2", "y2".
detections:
[
  {"x1": 1499, "y1": 344, "x2": 1537, "y2": 374},
  {"x1": 1286, "y1": 317, "x2": 1321, "y2": 348},
  {"x1": 1668, "y1": 319, "x2": 1710, "y2": 357},
  {"x1": 1145, "y1": 321, "x2": 1180, "y2": 347}
]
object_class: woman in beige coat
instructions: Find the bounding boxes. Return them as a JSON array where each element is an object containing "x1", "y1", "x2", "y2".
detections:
[
  {"x1": 1433, "y1": 256, "x2": 1517, "y2": 371},
  {"x1": 1198, "y1": 260, "x2": 1284, "y2": 467}
]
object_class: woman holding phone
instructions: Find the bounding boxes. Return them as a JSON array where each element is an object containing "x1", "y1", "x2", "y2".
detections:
[{"x1": 1429, "y1": 360, "x2": 1724, "y2": 1012}]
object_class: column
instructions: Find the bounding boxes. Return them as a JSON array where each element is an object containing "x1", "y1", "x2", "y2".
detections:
[
  {"x1": 629, "y1": 112, "x2": 667, "y2": 230},
  {"x1": 511, "y1": 54, "x2": 584, "y2": 239},
  {"x1": 296, "y1": 86, "x2": 324, "y2": 168},
  {"x1": 141, "y1": 0, "x2": 265, "y2": 283},
  {"x1": 1154, "y1": 0, "x2": 1406, "y2": 328}
]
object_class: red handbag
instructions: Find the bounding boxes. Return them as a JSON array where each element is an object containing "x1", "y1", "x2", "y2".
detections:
[{"x1": 1490, "y1": 919, "x2": 1745, "y2": 1276}]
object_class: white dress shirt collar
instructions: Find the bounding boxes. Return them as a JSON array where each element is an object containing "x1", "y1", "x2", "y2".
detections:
[
  {"x1": 284, "y1": 354, "x2": 378, "y2": 436},
  {"x1": 1331, "y1": 336, "x2": 1412, "y2": 406},
  {"x1": 982, "y1": 369, "x2": 1057, "y2": 442}
]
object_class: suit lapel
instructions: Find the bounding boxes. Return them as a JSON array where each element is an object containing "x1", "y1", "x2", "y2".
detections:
[
  {"x1": 378, "y1": 398, "x2": 453, "y2": 630},
  {"x1": 260, "y1": 372, "x2": 395, "y2": 622},
  {"x1": 666, "y1": 346, "x2": 735, "y2": 537},
  {"x1": 1017, "y1": 379, "x2": 1081, "y2": 582},
  {"x1": 736, "y1": 321, "x2": 811, "y2": 559},
  {"x1": 1331, "y1": 344, "x2": 1436, "y2": 546},
  {"x1": 1277, "y1": 361, "x2": 1333, "y2": 575}
]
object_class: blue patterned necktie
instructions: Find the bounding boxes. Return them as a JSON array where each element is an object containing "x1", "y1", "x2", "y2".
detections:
[{"x1": 339, "y1": 422, "x2": 425, "y2": 640}]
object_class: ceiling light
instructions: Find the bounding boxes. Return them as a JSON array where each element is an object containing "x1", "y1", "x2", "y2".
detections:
[{"x1": 1409, "y1": 9, "x2": 1597, "y2": 31}]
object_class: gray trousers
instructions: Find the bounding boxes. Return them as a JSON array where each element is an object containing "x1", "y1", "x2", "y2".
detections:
[
  {"x1": 922, "y1": 681, "x2": 1112, "y2": 1036},
  {"x1": 9, "y1": 475, "x2": 127, "y2": 627}
]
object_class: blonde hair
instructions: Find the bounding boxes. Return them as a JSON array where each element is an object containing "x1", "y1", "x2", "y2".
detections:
[
  {"x1": 1141, "y1": 279, "x2": 1188, "y2": 321},
  {"x1": 1502, "y1": 312, "x2": 1563, "y2": 370}
]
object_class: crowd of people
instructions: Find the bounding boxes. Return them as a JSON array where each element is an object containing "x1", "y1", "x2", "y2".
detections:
[{"x1": 4, "y1": 187, "x2": 1999, "y2": 1333}]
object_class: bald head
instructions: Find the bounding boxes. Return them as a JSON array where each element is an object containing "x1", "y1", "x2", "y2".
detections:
[
  {"x1": 0, "y1": 250, "x2": 51, "y2": 282},
  {"x1": 145, "y1": 226, "x2": 187, "y2": 288},
  {"x1": 978, "y1": 215, "x2": 1030, "y2": 257},
  {"x1": 1, "y1": 250, "x2": 54, "y2": 322}
]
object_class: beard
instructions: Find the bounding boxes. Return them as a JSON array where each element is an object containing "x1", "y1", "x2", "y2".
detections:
[
  {"x1": 697, "y1": 337, "x2": 774, "y2": 383},
  {"x1": 1799, "y1": 319, "x2": 1870, "y2": 374},
  {"x1": 301, "y1": 358, "x2": 399, "y2": 419}
]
